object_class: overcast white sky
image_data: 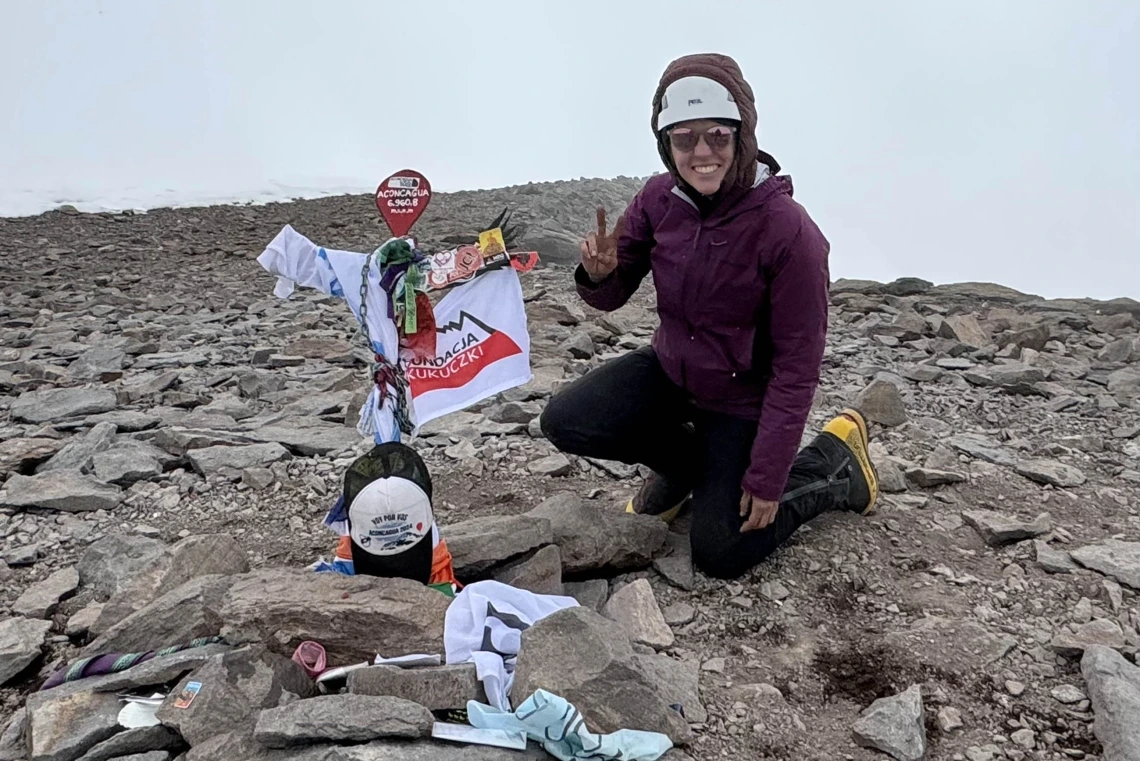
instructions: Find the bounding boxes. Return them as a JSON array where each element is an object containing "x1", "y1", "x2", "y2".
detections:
[{"x1": 2, "y1": 0, "x2": 1137, "y2": 299}]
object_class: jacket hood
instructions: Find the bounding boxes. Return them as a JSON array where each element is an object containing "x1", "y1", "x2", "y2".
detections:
[{"x1": 651, "y1": 53, "x2": 780, "y2": 195}]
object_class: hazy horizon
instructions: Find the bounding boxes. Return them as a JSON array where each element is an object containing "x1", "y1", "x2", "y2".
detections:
[{"x1": 2, "y1": 1, "x2": 1137, "y2": 300}]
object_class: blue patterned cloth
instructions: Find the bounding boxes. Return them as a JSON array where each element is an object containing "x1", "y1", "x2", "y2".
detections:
[{"x1": 467, "y1": 689, "x2": 673, "y2": 761}]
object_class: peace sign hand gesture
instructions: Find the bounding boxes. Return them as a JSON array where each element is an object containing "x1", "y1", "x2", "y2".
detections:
[{"x1": 580, "y1": 205, "x2": 625, "y2": 283}]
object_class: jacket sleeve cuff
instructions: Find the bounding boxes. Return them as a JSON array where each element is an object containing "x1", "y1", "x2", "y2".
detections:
[
  {"x1": 741, "y1": 470, "x2": 787, "y2": 503},
  {"x1": 574, "y1": 263, "x2": 611, "y2": 289}
]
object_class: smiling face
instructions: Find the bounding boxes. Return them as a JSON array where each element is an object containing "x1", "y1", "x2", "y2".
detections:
[{"x1": 667, "y1": 118, "x2": 737, "y2": 196}]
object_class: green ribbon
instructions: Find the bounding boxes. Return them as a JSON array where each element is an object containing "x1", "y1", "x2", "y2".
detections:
[
  {"x1": 404, "y1": 280, "x2": 417, "y2": 334},
  {"x1": 403, "y1": 266, "x2": 427, "y2": 334}
]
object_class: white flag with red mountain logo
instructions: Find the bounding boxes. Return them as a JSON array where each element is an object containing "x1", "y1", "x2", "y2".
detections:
[
  {"x1": 407, "y1": 268, "x2": 532, "y2": 430},
  {"x1": 256, "y1": 225, "x2": 532, "y2": 444}
]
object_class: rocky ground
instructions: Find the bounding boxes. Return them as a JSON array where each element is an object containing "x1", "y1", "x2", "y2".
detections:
[{"x1": 0, "y1": 180, "x2": 1138, "y2": 761}]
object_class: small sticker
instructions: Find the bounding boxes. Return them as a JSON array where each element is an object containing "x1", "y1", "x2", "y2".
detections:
[
  {"x1": 174, "y1": 681, "x2": 202, "y2": 709},
  {"x1": 477, "y1": 228, "x2": 507, "y2": 260}
]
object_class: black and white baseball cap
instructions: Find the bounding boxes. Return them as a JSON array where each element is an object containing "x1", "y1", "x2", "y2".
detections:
[{"x1": 343, "y1": 442, "x2": 434, "y2": 584}]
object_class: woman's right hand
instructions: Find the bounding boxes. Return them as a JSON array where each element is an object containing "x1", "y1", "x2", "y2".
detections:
[{"x1": 581, "y1": 206, "x2": 623, "y2": 283}]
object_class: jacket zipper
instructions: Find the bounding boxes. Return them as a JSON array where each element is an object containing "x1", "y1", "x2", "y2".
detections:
[{"x1": 671, "y1": 187, "x2": 701, "y2": 394}]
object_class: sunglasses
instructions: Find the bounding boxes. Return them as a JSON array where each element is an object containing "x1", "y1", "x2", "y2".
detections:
[{"x1": 667, "y1": 125, "x2": 737, "y2": 152}]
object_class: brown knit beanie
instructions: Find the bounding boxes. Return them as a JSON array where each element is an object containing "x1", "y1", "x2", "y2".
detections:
[{"x1": 651, "y1": 53, "x2": 779, "y2": 191}]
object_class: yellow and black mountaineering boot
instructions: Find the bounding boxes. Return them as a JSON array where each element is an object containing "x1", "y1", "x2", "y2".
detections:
[
  {"x1": 821, "y1": 407, "x2": 879, "y2": 514},
  {"x1": 625, "y1": 471, "x2": 691, "y2": 524}
]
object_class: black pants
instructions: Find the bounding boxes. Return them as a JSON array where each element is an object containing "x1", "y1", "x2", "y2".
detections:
[{"x1": 540, "y1": 346, "x2": 855, "y2": 580}]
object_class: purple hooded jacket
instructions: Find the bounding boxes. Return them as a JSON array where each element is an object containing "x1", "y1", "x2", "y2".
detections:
[{"x1": 574, "y1": 169, "x2": 831, "y2": 502}]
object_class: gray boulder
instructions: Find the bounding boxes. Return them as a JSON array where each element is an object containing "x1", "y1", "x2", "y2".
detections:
[
  {"x1": 653, "y1": 532, "x2": 695, "y2": 591},
  {"x1": 0, "y1": 437, "x2": 65, "y2": 479},
  {"x1": 152, "y1": 428, "x2": 261, "y2": 456},
  {"x1": 602, "y1": 579, "x2": 674, "y2": 649},
  {"x1": 77, "y1": 534, "x2": 167, "y2": 598},
  {"x1": 74, "y1": 726, "x2": 183, "y2": 761},
  {"x1": 88, "y1": 645, "x2": 231, "y2": 693},
  {"x1": 90, "y1": 441, "x2": 170, "y2": 484},
  {"x1": 220, "y1": 569, "x2": 450, "y2": 664},
  {"x1": 444, "y1": 515, "x2": 553, "y2": 578},
  {"x1": 948, "y1": 434, "x2": 1019, "y2": 467},
  {"x1": 0, "y1": 617, "x2": 52, "y2": 686},
  {"x1": 1052, "y1": 619, "x2": 1127, "y2": 656},
  {"x1": 10, "y1": 387, "x2": 118, "y2": 424},
  {"x1": 1035, "y1": 540, "x2": 1078, "y2": 574},
  {"x1": 1, "y1": 471, "x2": 122, "y2": 512},
  {"x1": 93, "y1": 534, "x2": 249, "y2": 634},
  {"x1": 563, "y1": 579, "x2": 610, "y2": 612},
  {"x1": 348, "y1": 664, "x2": 486, "y2": 710},
  {"x1": 13, "y1": 566, "x2": 80, "y2": 618},
  {"x1": 246, "y1": 418, "x2": 363, "y2": 456},
  {"x1": 528, "y1": 493, "x2": 667, "y2": 574},
  {"x1": 512, "y1": 606, "x2": 691, "y2": 744},
  {"x1": 1015, "y1": 458, "x2": 1086, "y2": 488},
  {"x1": 187, "y1": 442, "x2": 291, "y2": 476},
  {"x1": 962, "y1": 509, "x2": 1051, "y2": 546},
  {"x1": 254, "y1": 695, "x2": 433, "y2": 747},
  {"x1": 634, "y1": 654, "x2": 707, "y2": 724},
  {"x1": 1081, "y1": 645, "x2": 1140, "y2": 761},
  {"x1": 855, "y1": 379, "x2": 908, "y2": 427},
  {"x1": 852, "y1": 684, "x2": 927, "y2": 761},
  {"x1": 67, "y1": 347, "x2": 126, "y2": 381},
  {"x1": 36, "y1": 422, "x2": 118, "y2": 474},
  {"x1": 83, "y1": 574, "x2": 236, "y2": 656},
  {"x1": 25, "y1": 688, "x2": 123, "y2": 761},
  {"x1": 0, "y1": 708, "x2": 26, "y2": 761},
  {"x1": 155, "y1": 645, "x2": 315, "y2": 746},
  {"x1": 491, "y1": 544, "x2": 564, "y2": 595},
  {"x1": 1071, "y1": 540, "x2": 1140, "y2": 590}
]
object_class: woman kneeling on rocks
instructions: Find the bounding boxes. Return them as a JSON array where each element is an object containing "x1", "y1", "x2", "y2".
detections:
[{"x1": 540, "y1": 53, "x2": 879, "y2": 580}]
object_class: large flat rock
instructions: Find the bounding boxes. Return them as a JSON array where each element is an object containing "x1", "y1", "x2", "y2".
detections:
[
  {"x1": 246, "y1": 418, "x2": 363, "y2": 456},
  {"x1": 254, "y1": 695, "x2": 432, "y2": 747},
  {"x1": 1071, "y1": 540, "x2": 1140, "y2": 590},
  {"x1": 36, "y1": 422, "x2": 118, "y2": 474},
  {"x1": 962, "y1": 509, "x2": 1050, "y2": 546},
  {"x1": 1, "y1": 471, "x2": 122, "y2": 512},
  {"x1": 73, "y1": 725, "x2": 183, "y2": 761},
  {"x1": 220, "y1": 569, "x2": 450, "y2": 664},
  {"x1": 187, "y1": 442, "x2": 291, "y2": 476},
  {"x1": 10, "y1": 388, "x2": 118, "y2": 424},
  {"x1": 348, "y1": 664, "x2": 485, "y2": 710},
  {"x1": 528, "y1": 493, "x2": 667, "y2": 574},
  {"x1": 444, "y1": 514, "x2": 552, "y2": 578}
]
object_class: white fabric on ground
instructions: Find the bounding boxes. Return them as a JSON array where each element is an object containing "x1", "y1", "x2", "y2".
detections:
[{"x1": 444, "y1": 580, "x2": 579, "y2": 711}]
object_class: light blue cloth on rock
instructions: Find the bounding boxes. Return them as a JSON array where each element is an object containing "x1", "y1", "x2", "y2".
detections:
[{"x1": 467, "y1": 688, "x2": 674, "y2": 761}]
